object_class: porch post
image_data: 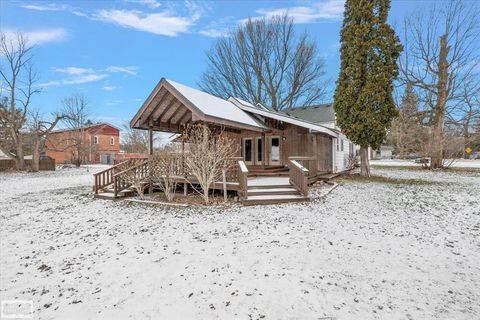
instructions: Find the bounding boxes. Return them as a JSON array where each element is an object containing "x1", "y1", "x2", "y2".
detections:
[
  {"x1": 148, "y1": 126, "x2": 153, "y2": 155},
  {"x1": 182, "y1": 138, "x2": 187, "y2": 196},
  {"x1": 262, "y1": 132, "x2": 266, "y2": 169}
]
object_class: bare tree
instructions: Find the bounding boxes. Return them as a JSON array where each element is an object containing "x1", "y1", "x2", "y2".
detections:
[
  {"x1": 28, "y1": 109, "x2": 65, "y2": 171},
  {"x1": 400, "y1": 0, "x2": 480, "y2": 168},
  {"x1": 184, "y1": 124, "x2": 237, "y2": 204},
  {"x1": 0, "y1": 32, "x2": 40, "y2": 169},
  {"x1": 448, "y1": 82, "x2": 480, "y2": 157},
  {"x1": 200, "y1": 14, "x2": 327, "y2": 111},
  {"x1": 59, "y1": 93, "x2": 91, "y2": 167},
  {"x1": 121, "y1": 122, "x2": 149, "y2": 153}
]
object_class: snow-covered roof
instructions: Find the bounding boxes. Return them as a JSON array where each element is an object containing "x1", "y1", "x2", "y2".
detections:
[
  {"x1": 166, "y1": 80, "x2": 267, "y2": 130},
  {"x1": 228, "y1": 97, "x2": 338, "y2": 137}
]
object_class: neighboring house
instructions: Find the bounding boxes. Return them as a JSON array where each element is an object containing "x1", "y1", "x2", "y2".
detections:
[
  {"x1": 372, "y1": 145, "x2": 394, "y2": 159},
  {"x1": 286, "y1": 104, "x2": 358, "y2": 171},
  {"x1": 45, "y1": 123, "x2": 120, "y2": 164},
  {"x1": 130, "y1": 78, "x2": 350, "y2": 174}
]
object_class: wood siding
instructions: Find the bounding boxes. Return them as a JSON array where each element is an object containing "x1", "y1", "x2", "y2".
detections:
[{"x1": 227, "y1": 122, "x2": 333, "y2": 174}]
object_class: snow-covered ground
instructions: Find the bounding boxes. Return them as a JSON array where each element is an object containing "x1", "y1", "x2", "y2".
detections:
[
  {"x1": 1, "y1": 166, "x2": 479, "y2": 319},
  {"x1": 371, "y1": 159, "x2": 480, "y2": 169}
]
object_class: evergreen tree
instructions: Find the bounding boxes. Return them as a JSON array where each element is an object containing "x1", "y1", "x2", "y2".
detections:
[
  {"x1": 390, "y1": 84, "x2": 425, "y2": 157},
  {"x1": 334, "y1": 0, "x2": 402, "y2": 176}
]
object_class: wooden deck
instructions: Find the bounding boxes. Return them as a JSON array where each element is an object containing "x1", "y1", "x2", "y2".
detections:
[{"x1": 93, "y1": 156, "x2": 338, "y2": 204}]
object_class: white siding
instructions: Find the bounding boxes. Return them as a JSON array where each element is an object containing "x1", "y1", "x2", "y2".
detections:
[{"x1": 333, "y1": 134, "x2": 356, "y2": 172}]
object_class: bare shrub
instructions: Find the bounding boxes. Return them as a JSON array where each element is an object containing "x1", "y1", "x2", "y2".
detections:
[
  {"x1": 120, "y1": 163, "x2": 148, "y2": 199},
  {"x1": 345, "y1": 153, "x2": 358, "y2": 170},
  {"x1": 183, "y1": 124, "x2": 237, "y2": 205},
  {"x1": 150, "y1": 153, "x2": 180, "y2": 202}
]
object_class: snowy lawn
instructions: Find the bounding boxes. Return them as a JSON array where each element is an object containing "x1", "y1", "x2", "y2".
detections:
[
  {"x1": 371, "y1": 159, "x2": 480, "y2": 169},
  {"x1": 0, "y1": 166, "x2": 479, "y2": 319}
]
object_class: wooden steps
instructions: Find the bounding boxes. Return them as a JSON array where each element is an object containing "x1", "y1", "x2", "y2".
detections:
[
  {"x1": 94, "y1": 186, "x2": 135, "y2": 200},
  {"x1": 242, "y1": 180, "x2": 309, "y2": 206},
  {"x1": 247, "y1": 166, "x2": 289, "y2": 177}
]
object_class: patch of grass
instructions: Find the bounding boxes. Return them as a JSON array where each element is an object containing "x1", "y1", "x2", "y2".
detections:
[
  {"x1": 370, "y1": 165, "x2": 424, "y2": 171},
  {"x1": 339, "y1": 174, "x2": 438, "y2": 186}
]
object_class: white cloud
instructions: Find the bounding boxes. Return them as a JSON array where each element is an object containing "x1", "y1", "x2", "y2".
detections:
[
  {"x1": 2, "y1": 28, "x2": 68, "y2": 46},
  {"x1": 252, "y1": 0, "x2": 344, "y2": 24},
  {"x1": 53, "y1": 67, "x2": 94, "y2": 75},
  {"x1": 106, "y1": 66, "x2": 138, "y2": 76},
  {"x1": 40, "y1": 67, "x2": 107, "y2": 87},
  {"x1": 198, "y1": 16, "x2": 234, "y2": 38},
  {"x1": 40, "y1": 73, "x2": 107, "y2": 87},
  {"x1": 124, "y1": 0, "x2": 161, "y2": 9},
  {"x1": 94, "y1": 9, "x2": 199, "y2": 36},
  {"x1": 103, "y1": 85, "x2": 117, "y2": 91},
  {"x1": 40, "y1": 65, "x2": 137, "y2": 88},
  {"x1": 20, "y1": 3, "x2": 69, "y2": 11},
  {"x1": 198, "y1": 28, "x2": 228, "y2": 38}
]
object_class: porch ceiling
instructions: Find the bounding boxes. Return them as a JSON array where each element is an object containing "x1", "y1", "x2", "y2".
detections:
[{"x1": 131, "y1": 88, "x2": 195, "y2": 133}]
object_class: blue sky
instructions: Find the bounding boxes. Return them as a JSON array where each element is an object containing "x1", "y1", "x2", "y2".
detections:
[{"x1": 1, "y1": 0, "x2": 441, "y2": 128}]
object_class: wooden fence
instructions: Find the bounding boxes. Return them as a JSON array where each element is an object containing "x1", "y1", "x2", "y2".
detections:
[{"x1": 0, "y1": 159, "x2": 56, "y2": 171}]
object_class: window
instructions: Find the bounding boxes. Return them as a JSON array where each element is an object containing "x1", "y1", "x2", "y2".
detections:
[
  {"x1": 110, "y1": 137, "x2": 115, "y2": 145},
  {"x1": 336, "y1": 139, "x2": 339, "y2": 151},
  {"x1": 244, "y1": 138, "x2": 252, "y2": 162},
  {"x1": 341, "y1": 139, "x2": 344, "y2": 152},
  {"x1": 94, "y1": 136, "x2": 99, "y2": 144},
  {"x1": 256, "y1": 137, "x2": 262, "y2": 162}
]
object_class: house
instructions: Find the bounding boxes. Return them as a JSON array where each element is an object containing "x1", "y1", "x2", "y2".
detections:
[
  {"x1": 45, "y1": 123, "x2": 120, "y2": 164},
  {"x1": 371, "y1": 145, "x2": 394, "y2": 159},
  {"x1": 130, "y1": 78, "x2": 344, "y2": 173},
  {"x1": 285, "y1": 104, "x2": 357, "y2": 172},
  {"x1": 93, "y1": 78, "x2": 355, "y2": 204}
]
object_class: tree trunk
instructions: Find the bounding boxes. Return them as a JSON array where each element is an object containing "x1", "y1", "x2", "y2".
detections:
[
  {"x1": 360, "y1": 146, "x2": 370, "y2": 177},
  {"x1": 430, "y1": 35, "x2": 449, "y2": 169},
  {"x1": 16, "y1": 133, "x2": 25, "y2": 170},
  {"x1": 203, "y1": 186, "x2": 209, "y2": 205},
  {"x1": 75, "y1": 155, "x2": 81, "y2": 167},
  {"x1": 31, "y1": 140, "x2": 40, "y2": 172}
]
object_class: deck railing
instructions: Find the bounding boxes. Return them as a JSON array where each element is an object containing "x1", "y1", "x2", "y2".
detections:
[
  {"x1": 93, "y1": 160, "x2": 129, "y2": 194},
  {"x1": 238, "y1": 160, "x2": 249, "y2": 199},
  {"x1": 101, "y1": 154, "x2": 244, "y2": 197},
  {"x1": 288, "y1": 156, "x2": 317, "y2": 179},
  {"x1": 288, "y1": 159, "x2": 309, "y2": 197},
  {"x1": 112, "y1": 160, "x2": 149, "y2": 197}
]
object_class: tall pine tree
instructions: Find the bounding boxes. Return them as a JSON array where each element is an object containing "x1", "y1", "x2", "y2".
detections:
[{"x1": 334, "y1": 0, "x2": 402, "y2": 176}]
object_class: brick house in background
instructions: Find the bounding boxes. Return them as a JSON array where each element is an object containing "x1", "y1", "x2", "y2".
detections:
[{"x1": 45, "y1": 123, "x2": 120, "y2": 164}]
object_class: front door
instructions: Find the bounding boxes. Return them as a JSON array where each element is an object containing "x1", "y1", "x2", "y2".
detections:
[{"x1": 255, "y1": 137, "x2": 263, "y2": 165}]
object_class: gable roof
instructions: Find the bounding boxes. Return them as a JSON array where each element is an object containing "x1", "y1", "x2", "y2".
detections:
[
  {"x1": 130, "y1": 78, "x2": 337, "y2": 137},
  {"x1": 130, "y1": 78, "x2": 266, "y2": 131},
  {"x1": 166, "y1": 80, "x2": 266, "y2": 129},
  {"x1": 49, "y1": 123, "x2": 120, "y2": 134},
  {"x1": 229, "y1": 97, "x2": 337, "y2": 137},
  {"x1": 284, "y1": 104, "x2": 336, "y2": 124}
]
